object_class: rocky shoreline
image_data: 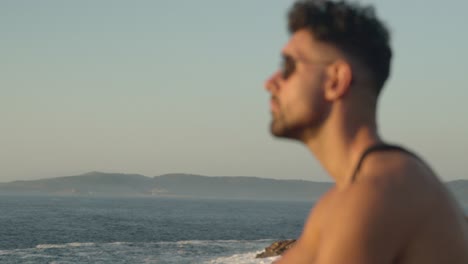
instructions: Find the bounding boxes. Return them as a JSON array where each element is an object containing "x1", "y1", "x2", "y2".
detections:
[{"x1": 256, "y1": 239, "x2": 296, "y2": 258}]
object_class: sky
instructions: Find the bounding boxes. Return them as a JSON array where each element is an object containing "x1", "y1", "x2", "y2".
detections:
[{"x1": 1, "y1": 0, "x2": 467, "y2": 183}]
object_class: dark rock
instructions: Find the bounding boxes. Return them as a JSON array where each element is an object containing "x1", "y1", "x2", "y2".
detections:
[{"x1": 256, "y1": 239, "x2": 297, "y2": 258}]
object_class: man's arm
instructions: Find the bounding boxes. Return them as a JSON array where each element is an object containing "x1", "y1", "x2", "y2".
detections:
[
  {"x1": 313, "y1": 183, "x2": 415, "y2": 264},
  {"x1": 273, "y1": 190, "x2": 333, "y2": 264}
]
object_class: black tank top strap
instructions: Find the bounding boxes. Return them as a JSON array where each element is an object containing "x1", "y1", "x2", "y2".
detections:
[{"x1": 350, "y1": 143, "x2": 421, "y2": 183}]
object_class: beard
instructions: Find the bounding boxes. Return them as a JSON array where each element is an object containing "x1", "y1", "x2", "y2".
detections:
[
  {"x1": 270, "y1": 112, "x2": 296, "y2": 139},
  {"x1": 270, "y1": 112, "x2": 310, "y2": 141},
  {"x1": 269, "y1": 105, "x2": 327, "y2": 142}
]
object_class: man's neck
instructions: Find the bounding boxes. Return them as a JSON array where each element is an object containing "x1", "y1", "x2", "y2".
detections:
[{"x1": 304, "y1": 115, "x2": 381, "y2": 189}]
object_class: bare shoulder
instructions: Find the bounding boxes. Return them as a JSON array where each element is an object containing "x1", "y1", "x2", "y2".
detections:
[
  {"x1": 281, "y1": 176, "x2": 423, "y2": 264},
  {"x1": 277, "y1": 152, "x2": 468, "y2": 264},
  {"x1": 326, "y1": 151, "x2": 468, "y2": 263},
  {"x1": 360, "y1": 150, "x2": 464, "y2": 219},
  {"x1": 351, "y1": 150, "x2": 468, "y2": 232},
  {"x1": 313, "y1": 154, "x2": 462, "y2": 263},
  {"x1": 355, "y1": 150, "x2": 455, "y2": 216},
  {"x1": 338, "y1": 153, "x2": 437, "y2": 222},
  {"x1": 325, "y1": 178, "x2": 421, "y2": 249}
]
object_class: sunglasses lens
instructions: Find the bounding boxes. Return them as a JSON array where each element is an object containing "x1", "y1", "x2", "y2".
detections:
[{"x1": 282, "y1": 56, "x2": 295, "y2": 79}]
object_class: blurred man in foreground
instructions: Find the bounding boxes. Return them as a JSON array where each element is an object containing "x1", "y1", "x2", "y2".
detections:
[{"x1": 264, "y1": 1, "x2": 468, "y2": 263}]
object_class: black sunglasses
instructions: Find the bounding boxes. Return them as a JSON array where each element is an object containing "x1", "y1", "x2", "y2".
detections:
[
  {"x1": 281, "y1": 54, "x2": 296, "y2": 80},
  {"x1": 280, "y1": 54, "x2": 331, "y2": 80}
]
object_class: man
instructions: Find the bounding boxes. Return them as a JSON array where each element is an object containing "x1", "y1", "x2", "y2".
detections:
[{"x1": 264, "y1": 1, "x2": 468, "y2": 263}]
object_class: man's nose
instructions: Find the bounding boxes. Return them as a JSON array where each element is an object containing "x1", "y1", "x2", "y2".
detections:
[{"x1": 264, "y1": 70, "x2": 281, "y2": 93}]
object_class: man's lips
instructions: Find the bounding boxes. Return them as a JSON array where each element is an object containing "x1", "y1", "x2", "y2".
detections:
[{"x1": 270, "y1": 97, "x2": 279, "y2": 113}]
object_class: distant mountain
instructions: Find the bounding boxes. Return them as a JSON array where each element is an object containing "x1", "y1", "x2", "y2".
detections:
[
  {"x1": 446, "y1": 180, "x2": 468, "y2": 209},
  {"x1": 153, "y1": 173, "x2": 332, "y2": 201},
  {"x1": 0, "y1": 172, "x2": 467, "y2": 204},
  {"x1": 0, "y1": 172, "x2": 154, "y2": 197},
  {"x1": 0, "y1": 172, "x2": 331, "y2": 201}
]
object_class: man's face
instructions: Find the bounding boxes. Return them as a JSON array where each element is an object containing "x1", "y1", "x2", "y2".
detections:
[{"x1": 264, "y1": 29, "x2": 334, "y2": 141}]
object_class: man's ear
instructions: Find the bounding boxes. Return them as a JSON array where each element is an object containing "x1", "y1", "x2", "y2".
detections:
[{"x1": 323, "y1": 60, "x2": 353, "y2": 101}]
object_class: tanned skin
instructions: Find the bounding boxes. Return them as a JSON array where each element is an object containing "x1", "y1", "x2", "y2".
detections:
[{"x1": 265, "y1": 29, "x2": 468, "y2": 264}]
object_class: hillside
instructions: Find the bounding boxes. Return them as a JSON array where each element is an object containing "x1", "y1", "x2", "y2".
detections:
[{"x1": 0, "y1": 172, "x2": 467, "y2": 204}]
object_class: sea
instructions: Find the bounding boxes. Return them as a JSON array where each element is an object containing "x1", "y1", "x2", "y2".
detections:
[{"x1": 0, "y1": 195, "x2": 312, "y2": 263}]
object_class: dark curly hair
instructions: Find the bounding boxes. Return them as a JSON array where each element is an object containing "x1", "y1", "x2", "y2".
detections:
[{"x1": 288, "y1": 0, "x2": 392, "y2": 95}]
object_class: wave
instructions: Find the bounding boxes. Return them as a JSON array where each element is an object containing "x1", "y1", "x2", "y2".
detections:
[
  {"x1": 0, "y1": 239, "x2": 278, "y2": 263},
  {"x1": 174, "y1": 239, "x2": 275, "y2": 246},
  {"x1": 21, "y1": 239, "x2": 275, "y2": 251},
  {"x1": 35, "y1": 242, "x2": 95, "y2": 249},
  {"x1": 206, "y1": 251, "x2": 280, "y2": 264}
]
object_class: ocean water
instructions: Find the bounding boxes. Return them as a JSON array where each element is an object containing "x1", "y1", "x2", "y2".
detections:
[{"x1": 0, "y1": 196, "x2": 312, "y2": 263}]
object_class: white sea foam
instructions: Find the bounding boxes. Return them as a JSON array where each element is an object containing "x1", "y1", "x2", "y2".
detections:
[
  {"x1": 67, "y1": 242, "x2": 95, "y2": 247},
  {"x1": 206, "y1": 251, "x2": 280, "y2": 264},
  {"x1": 176, "y1": 240, "x2": 209, "y2": 245},
  {"x1": 35, "y1": 244, "x2": 67, "y2": 249},
  {"x1": 35, "y1": 242, "x2": 95, "y2": 249},
  {"x1": 34, "y1": 239, "x2": 269, "y2": 250},
  {"x1": 0, "y1": 250, "x2": 12, "y2": 255},
  {"x1": 21, "y1": 239, "x2": 276, "y2": 263},
  {"x1": 108, "y1": 241, "x2": 127, "y2": 245},
  {"x1": 175, "y1": 239, "x2": 274, "y2": 246}
]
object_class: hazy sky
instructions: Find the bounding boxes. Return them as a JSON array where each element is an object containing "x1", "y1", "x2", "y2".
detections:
[{"x1": 1, "y1": 0, "x2": 467, "y2": 182}]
